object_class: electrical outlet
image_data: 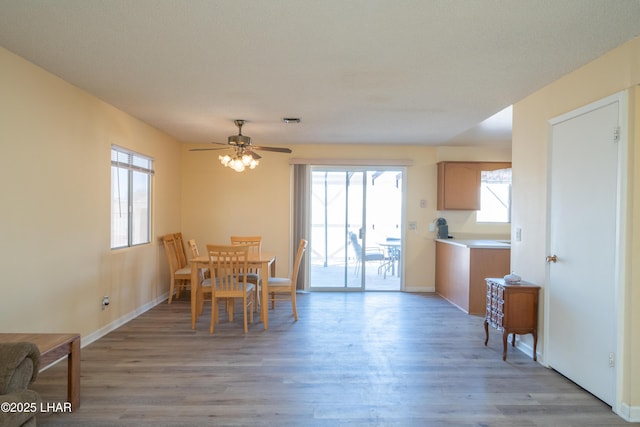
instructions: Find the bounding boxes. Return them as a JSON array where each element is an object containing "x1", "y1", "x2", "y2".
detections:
[
  {"x1": 515, "y1": 228, "x2": 522, "y2": 242},
  {"x1": 102, "y1": 296, "x2": 110, "y2": 309},
  {"x1": 429, "y1": 223, "x2": 435, "y2": 232}
]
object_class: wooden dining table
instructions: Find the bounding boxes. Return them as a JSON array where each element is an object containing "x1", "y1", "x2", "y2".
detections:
[{"x1": 189, "y1": 251, "x2": 276, "y2": 330}]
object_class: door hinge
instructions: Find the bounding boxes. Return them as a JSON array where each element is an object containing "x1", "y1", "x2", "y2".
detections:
[
  {"x1": 613, "y1": 127, "x2": 620, "y2": 143},
  {"x1": 609, "y1": 352, "x2": 615, "y2": 368}
]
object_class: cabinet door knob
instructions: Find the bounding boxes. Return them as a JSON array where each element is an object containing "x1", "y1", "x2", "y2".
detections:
[{"x1": 546, "y1": 254, "x2": 558, "y2": 263}]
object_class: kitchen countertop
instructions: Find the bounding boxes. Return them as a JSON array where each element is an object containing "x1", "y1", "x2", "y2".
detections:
[{"x1": 435, "y1": 238, "x2": 511, "y2": 249}]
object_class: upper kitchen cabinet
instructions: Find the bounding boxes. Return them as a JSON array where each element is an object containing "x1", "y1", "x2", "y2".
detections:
[{"x1": 437, "y1": 161, "x2": 511, "y2": 210}]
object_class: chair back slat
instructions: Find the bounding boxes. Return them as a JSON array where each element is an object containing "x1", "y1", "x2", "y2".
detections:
[
  {"x1": 174, "y1": 232, "x2": 188, "y2": 267},
  {"x1": 230, "y1": 235, "x2": 261, "y2": 253},
  {"x1": 207, "y1": 244, "x2": 249, "y2": 295},
  {"x1": 162, "y1": 234, "x2": 181, "y2": 273}
]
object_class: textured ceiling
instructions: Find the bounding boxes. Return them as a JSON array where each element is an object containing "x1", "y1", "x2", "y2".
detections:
[{"x1": 1, "y1": 0, "x2": 639, "y2": 148}]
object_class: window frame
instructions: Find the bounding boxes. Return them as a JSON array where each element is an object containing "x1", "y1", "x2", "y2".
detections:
[
  {"x1": 110, "y1": 145, "x2": 154, "y2": 249},
  {"x1": 476, "y1": 168, "x2": 512, "y2": 224}
]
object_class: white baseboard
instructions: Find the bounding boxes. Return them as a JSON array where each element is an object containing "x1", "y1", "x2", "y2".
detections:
[
  {"x1": 40, "y1": 292, "x2": 168, "y2": 371},
  {"x1": 618, "y1": 402, "x2": 640, "y2": 422},
  {"x1": 83, "y1": 293, "x2": 168, "y2": 347},
  {"x1": 404, "y1": 286, "x2": 435, "y2": 293},
  {"x1": 514, "y1": 338, "x2": 538, "y2": 361}
]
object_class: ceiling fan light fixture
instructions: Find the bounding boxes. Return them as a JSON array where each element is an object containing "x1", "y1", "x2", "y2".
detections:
[{"x1": 219, "y1": 149, "x2": 259, "y2": 172}]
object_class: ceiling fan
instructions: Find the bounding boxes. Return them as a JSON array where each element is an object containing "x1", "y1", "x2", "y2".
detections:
[
  {"x1": 190, "y1": 119, "x2": 292, "y2": 171},
  {"x1": 190, "y1": 120, "x2": 291, "y2": 158}
]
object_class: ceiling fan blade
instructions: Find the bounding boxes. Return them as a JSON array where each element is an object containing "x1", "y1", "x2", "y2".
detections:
[
  {"x1": 189, "y1": 147, "x2": 229, "y2": 152},
  {"x1": 190, "y1": 141, "x2": 232, "y2": 151},
  {"x1": 252, "y1": 145, "x2": 292, "y2": 153},
  {"x1": 245, "y1": 150, "x2": 262, "y2": 160}
]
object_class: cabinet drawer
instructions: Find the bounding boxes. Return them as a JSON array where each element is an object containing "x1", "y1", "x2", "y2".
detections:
[{"x1": 490, "y1": 311, "x2": 504, "y2": 329}]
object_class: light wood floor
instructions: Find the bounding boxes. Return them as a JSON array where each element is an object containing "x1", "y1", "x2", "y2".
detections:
[{"x1": 34, "y1": 292, "x2": 633, "y2": 426}]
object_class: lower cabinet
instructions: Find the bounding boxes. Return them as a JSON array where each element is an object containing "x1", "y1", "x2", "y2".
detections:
[
  {"x1": 435, "y1": 241, "x2": 510, "y2": 315},
  {"x1": 484, "y1": 278, "x2": 540, "y2": 361}
]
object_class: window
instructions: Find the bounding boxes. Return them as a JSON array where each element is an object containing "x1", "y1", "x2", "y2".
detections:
[
  {"x1": 477, "y1": 168, "x2": 511, "y2": 223},
  {"x1": 111, "y1": 146, "x2": 154, "y2": 249}
]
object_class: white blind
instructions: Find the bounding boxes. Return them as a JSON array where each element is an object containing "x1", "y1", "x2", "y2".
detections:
[{"x1": 111, "y1": 145, "x2": 155, "y2": 175}]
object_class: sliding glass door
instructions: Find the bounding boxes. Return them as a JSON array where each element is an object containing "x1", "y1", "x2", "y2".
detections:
[{"x1": 308, "y1": 167, "x2": 403, "y2": 291}]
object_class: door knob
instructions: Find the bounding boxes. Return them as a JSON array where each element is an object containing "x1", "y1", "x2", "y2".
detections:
[{"x1": 546, "y1": 255, "x2": 558, "y2": 263}]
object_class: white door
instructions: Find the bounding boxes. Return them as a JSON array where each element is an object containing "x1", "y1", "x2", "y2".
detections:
[{"x1": 547, "y1": 95, "x2": 622, "y2": 405}]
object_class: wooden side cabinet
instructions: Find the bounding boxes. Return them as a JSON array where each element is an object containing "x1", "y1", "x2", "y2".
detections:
[{"x1": 484, "y1": 278, "x2": 540, "y2": 361}]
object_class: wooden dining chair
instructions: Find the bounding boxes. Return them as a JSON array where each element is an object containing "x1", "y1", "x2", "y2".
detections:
[
  {"x1": 204, "y1": 244, "x2": 255, "y2": 333},
  {"x1": 161, "y1": 233, "x2": 191, "y2": 304},
  {"x1": 266, "y1": 239, "x2": 307, "y2": 321},
  {"x1": 230, "y1": 235, "x2": 262, "y2": 307}
]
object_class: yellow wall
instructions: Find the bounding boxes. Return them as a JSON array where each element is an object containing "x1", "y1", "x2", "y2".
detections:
[
  {"x1": 181, "y1": 143, "x2": 511, "y2": 291},
  {"x1": 0, "y1": 47, "x2": 182, "y2": 339},
  {"x1": 512, "y1": 37, "x2": 640, "y2": 416}
]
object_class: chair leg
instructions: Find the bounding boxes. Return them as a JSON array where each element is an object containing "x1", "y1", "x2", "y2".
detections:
[
  {"x1": 291, "y1": 290, "x2": 298, "y2": 321},
  {"x1": 243, "y1": 295, "x2": 248, "y2": 333},
  {"x1": 210, "y1": 297, "x2": 217, "y2": 334},
  {"x1": 168, "y1": 277, "x2": 176, "y2": 304},
  {"x1": 197, "y1": 289, "x2": 206, "y2": 316},
  {"x1": 254, "y1": 282, "x2": 260, "y2": 313}
]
